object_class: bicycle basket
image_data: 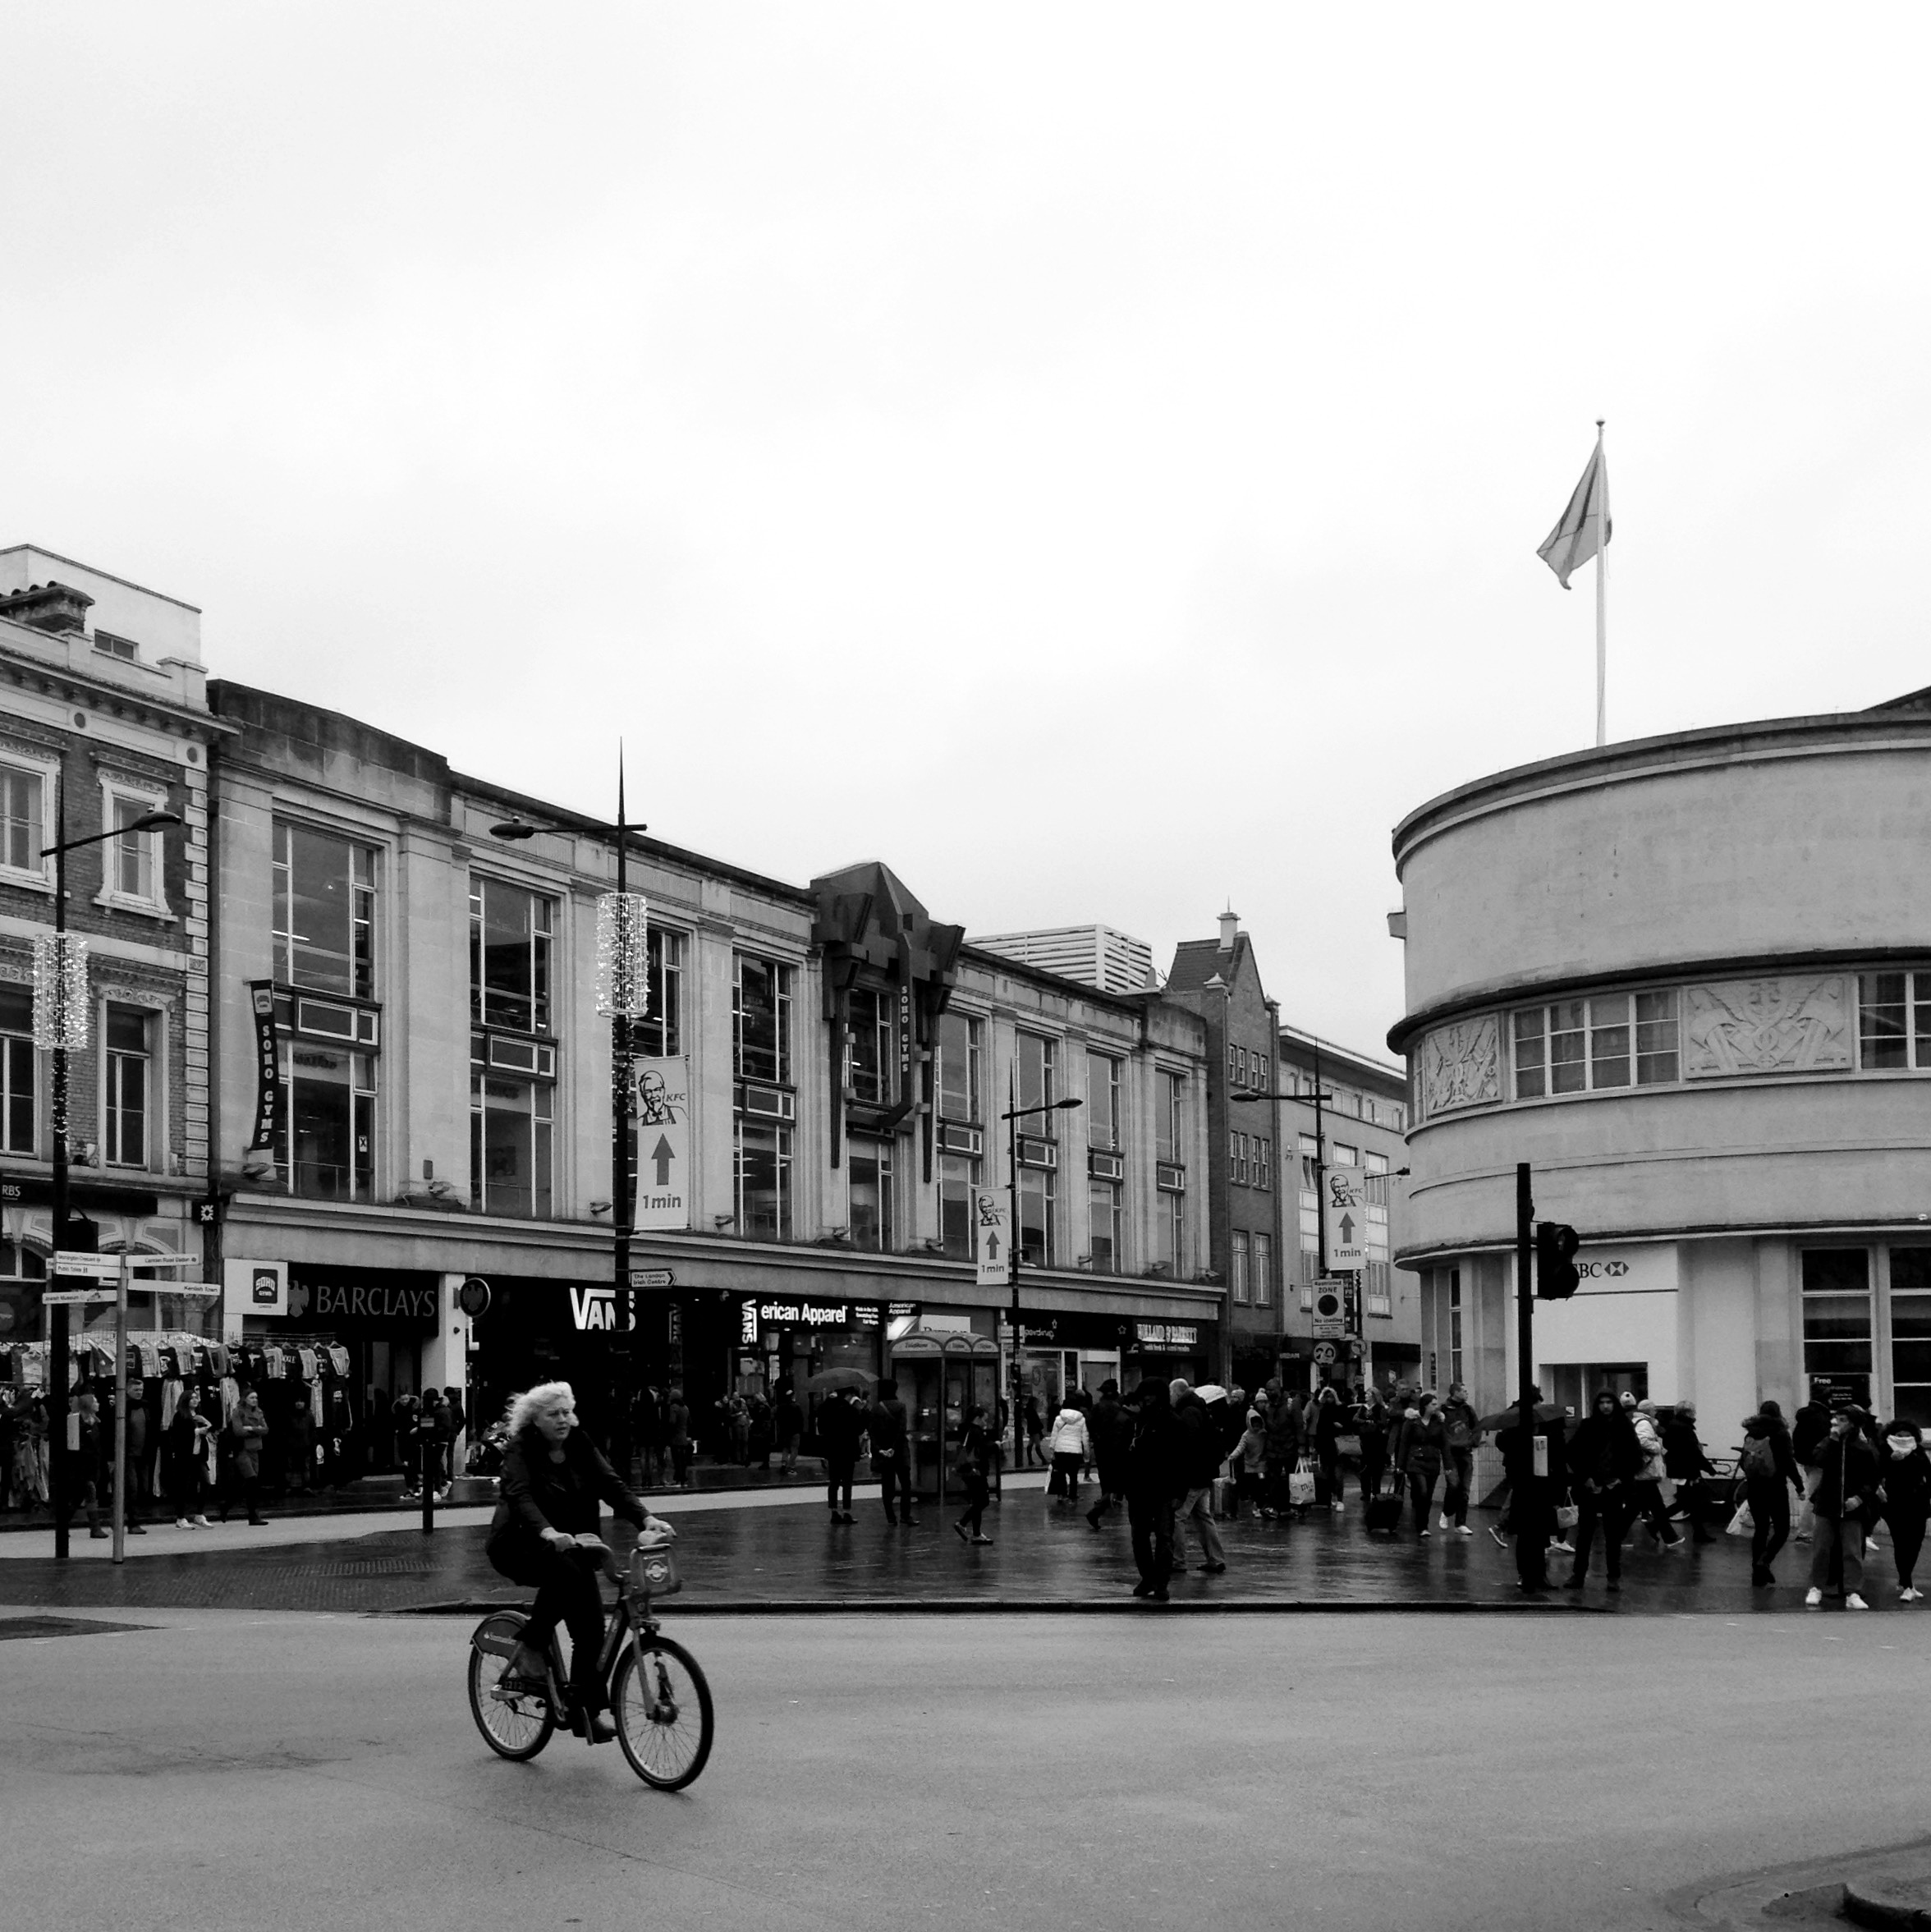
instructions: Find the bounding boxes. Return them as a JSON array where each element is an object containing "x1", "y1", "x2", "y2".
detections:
[{"x1": 631, "y1": 1537, "x2": 681, "y2": 1598}]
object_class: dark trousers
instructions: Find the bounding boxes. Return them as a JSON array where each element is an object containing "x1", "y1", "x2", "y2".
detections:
[
  {"x1": 1127, "y1": 1494, "x2": 1175, "y2": 1588},
  {"x1": 525, "y1": 1544, "x2": 611, "y2": 1717},
  {"x1": 1445, "y1": 1448, "x2": 1475, "y2": 1526},
  {"x1": 1630, "y1": 1480, "x2": 1679, "y2": 1545},
  {"x1": 670, "y1": 1443, "x2": 691, "y2": 1485},
  {"x1": 1889, "y1": 1511, "x2": 1926, "y2": 1589},
  {"x1": 878, "y1": 1456, "x2": 914, "y2": 1521},
  {"x1": 1407, "y1": 1465, "x2": 1440, "y2": 1531},
  {"x1": 1356, "y1": 1451, "x2": 1386, "y2": 1504},
  {"x1": 826, "y1": 1456, "x2": 855, "y2": 1513},
  {"x1": 957, "y1": 1466, "x2": 989, "y2": 1535},
  {"x1": 1572, "y1": 1487, "x2": 1627, "y2": 1580},
  {"x1": 1747, "y1": 1477, "x2": 1791, "y2": 1576}
]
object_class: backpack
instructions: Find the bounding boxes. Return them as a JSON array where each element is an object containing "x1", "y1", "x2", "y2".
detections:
[{"x1": 1738, "y1": 1434, "x2": 1778, "y2": 1482}]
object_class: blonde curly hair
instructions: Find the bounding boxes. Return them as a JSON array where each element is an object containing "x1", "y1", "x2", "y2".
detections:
[{"x1": 506, "y1": 1380, "x2": 576, "y2": 1435}]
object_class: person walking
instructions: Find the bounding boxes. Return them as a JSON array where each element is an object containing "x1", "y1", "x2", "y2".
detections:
[
  {"x1": 1806, "y1": 1407, "x2": 1878, "y2": 1608},
  {"x1": 1046, "y1": 1398, "x2": 1092, "y2": 1511},
  {"x1": 1878, "y1": 1420, "x2": 1930, "y2": 1601},
  {"x1": 1084, "y1": 1379, "x2": 1130, "y2": 1527},
  {"x1": 1562, "y1": 1388, "x2": 1642, "y2": 1592},
  {"x1": 1124, "y1": 1379, "x2": 1184, "y2": 1601},
  {"x1": 773, "y1": 1387, "x2": 805, "y2": 1478},
  {"x1": 1232, "y1": 1409, "x2": 1268, "y2": 1518},
  {"x1": 1628, "y1": 1400, "x2": 1684, "y2": 1550},
  {"x1": 1353, "y1": 1384, "x2": 1390, "y2": 1508},
  {"x1": 1310, "y1": 1384, "x2": 1346, "y2": 1513},
  {"x1": 665, "y1": 1385, "x2": 693, "y2": 1487},
  {"x1": 1736, "y1": 1402, "x2": 1804, "y2": 1586},
  {"x1": 869, "y1": 1379, "x2": 916, "y2": 1526},
  {"x1": 1790, "y1": 1383, "x2": 1832, "y2": 1542},
  {"x1": 61, "y1": 1392, "x2": 107, "y2": 1540},
  {"x1": 223, "y1": 1388, "x2": 270, "y2": 1526},
  {"x1": 1662, "y1": 1399, "x2": 1719, "y2": 1544},
  {"x1": 817, "y1": 1386, "x2": 862, "y2": 1524},
  {"x1": 1263, "y1": 1379, "x2": 1301, "y2": 1521},
  {"x1": 1493, "y1": 1388, "x2": 1566, "y2": 1591},
  {"x1": 1171, "y1": 1382, "x2": 1229, "y2": 1575},
  {"x1": 1020, "y1": 1393, "x2": 1045, "y2": 1470},
  {"x1": 952, "y1": 1403, "x2": 993, "y2": 1545},
  {"x1": 1438, "y1": 1382, "x2": 1483, "y2": 1535},
  {"x1": 164, "y1": 1390, "x2": 214, "y2": 1529},
  {"x1": 1390, "y1": 1391, "x2": 1450, "y2": 1540}
]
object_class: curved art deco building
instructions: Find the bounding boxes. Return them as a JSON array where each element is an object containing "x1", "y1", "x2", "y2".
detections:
[{"x1": 1389, "y1": 691, "x2": 1931, "y2": 1438}]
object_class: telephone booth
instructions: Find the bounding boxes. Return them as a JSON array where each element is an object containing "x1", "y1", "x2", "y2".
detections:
[{"x1": 892, "y1": 1329, "x2": 1001, "y2": 1501}]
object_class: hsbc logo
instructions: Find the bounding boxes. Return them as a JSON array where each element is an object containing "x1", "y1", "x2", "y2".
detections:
[{"x1": 1575, "y1": 1260, "x2": 1629, "y2": 1280}]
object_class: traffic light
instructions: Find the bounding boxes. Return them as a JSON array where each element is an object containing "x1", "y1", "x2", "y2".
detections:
[{"x1": 1534, "y1": 1222, "x2": 1581, "y2": 1301}]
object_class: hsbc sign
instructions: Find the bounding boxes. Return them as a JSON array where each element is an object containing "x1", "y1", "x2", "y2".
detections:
[
  {"x1": 1574, "y1": 1259, "x2": 1630, "y2": 1281},
  {"x1": 1567, "y1": 1248, "x2": 1677, "y2": 1296}
]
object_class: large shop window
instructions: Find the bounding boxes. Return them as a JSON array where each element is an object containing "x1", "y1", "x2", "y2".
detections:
[
  {"x1": 1087, "y1": 1053, "x2": 1120, "y2": 1152},
  {"x1": 470, "y1": 1053, "x2": 554, "y2": 1218},
  {"x1": 0, "y1": 985, "x2": 36, "y2": 1155},
  {"x1": 1018, "y1": 1163, "x2": 1055, "y2": 1268},
  {"x1": 736, "y1": 1118, "x2": 792, "y2": 1241},
  {"x1": 938, "y1": 1011, "x2": 980, "y2": 1122},
  {"x1": 1892, "y1": 1249, "x2": 1931, "y2": 1429},
  {"x1": 1859, "y1": 972, "x2": 1931, "y2": 1071},
  {"x1": 103, "y1": 1003, "x2": 152, "y2": 1169},
  {"x1": 734, "y1": 955, "x2": 792, "y2": 1085},
  {"x1": 470, "y1": 877, "x2": 553, "y2": 1034},
  {"x1": 0, "y1": 762, "x2": 47, "y2": 880},
  {"x1": 273, "y1": 823, "x2": 377, "y2": 999},
  {"x1": 1157, "y1": 1069, "x2": 1184, "y2": 1164},
  {"x1": 280, "y1": 1043, "x2": 376, "y2": 1200},
  {"x1": 846, "y1": 988, "x2": 895, "y2": 1105},
  {"x1": 1088, "y1": 1180, "x2": 1120, "y2": 1273},
  {"x1": 939, "y1": 1150, "x2": 979, "y2": 1259},
  {"x1": 631, "y1": 928, "x2": 686, "y2": 1058},
  {"x1": 1801, "y1": 1249, "x2": 1872, "y2": 1387},
  {"x1": 848, "y1": 1138, "x2": 893, "y2": 1251},
  {"x1": 1513, "y1": 990, "x2": 1679, "y2": 1099},
  {"x1": 1017, "y1": 1031, "x2": 1057, "y2": 1117}
]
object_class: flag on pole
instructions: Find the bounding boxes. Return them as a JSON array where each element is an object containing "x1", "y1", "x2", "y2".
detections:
[{"x1": 1536, "y1": 439, "x2": 1611, "y2": 589}]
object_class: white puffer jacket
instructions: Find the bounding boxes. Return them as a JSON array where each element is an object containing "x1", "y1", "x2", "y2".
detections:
[{"x1": 1048, "y1": 1407, "x2": 1092, "y2": 1459}]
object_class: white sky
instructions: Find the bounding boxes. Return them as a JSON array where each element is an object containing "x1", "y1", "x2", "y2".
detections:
[{"x1": 5, "y1": 6, "x2": 1929, "y2": 1060}]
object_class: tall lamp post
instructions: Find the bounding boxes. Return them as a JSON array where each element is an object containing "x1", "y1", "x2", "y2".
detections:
[
  {"x1": 1238, "y1": 1044, "x2": 1333, "y2": 1391},
  {"x1": 36, "y1": 787, "x2": 181, "y2": 1561},
  {"x1": 1002, "y1": 1072, "x2": 1080, "y2": 1475},
  {"x1": 493, "y1": 770, "x2": 649, "y2": 1471}
]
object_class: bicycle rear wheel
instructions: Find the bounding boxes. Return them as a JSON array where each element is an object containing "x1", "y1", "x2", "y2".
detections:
[
  {"x1": 469, "y1": 1639, "x2": 556, "y2": 1760},
  {"x1": 612, "y1": 1632, "x2": 713, "y2": 1790}
]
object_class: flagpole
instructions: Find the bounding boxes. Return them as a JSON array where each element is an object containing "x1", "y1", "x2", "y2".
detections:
[{"x1": 1594, "y1": 418, "x2": 1607, "y2": 748}]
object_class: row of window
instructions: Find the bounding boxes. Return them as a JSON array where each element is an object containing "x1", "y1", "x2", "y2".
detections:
[
  {"x1": 1227, "y1": 1044, "x2": 1271, "y2": 1091},
  {"x1": 1228, "y1": 1131, "x2": 1272, "y2": 1189},
  {"x1": 1282, "y1": 1065, "x2": 1406, "y2": 1131},
  {"x1": 1229, "y1": 1229, "x2": 1276, "y2": 1306},
  {"x1": 0, "y1": 988, "x2": 157, "y2": 1169},
  {"x1": 1800, "y1": 1246, "x2": 1931, "y2": 1425},
  {"x1": 0, "y1": 761, "x2": 172, "y2": 915},
  {"x1": 1507, "y1": 974, "x2": 1931, "y2": 1103}
]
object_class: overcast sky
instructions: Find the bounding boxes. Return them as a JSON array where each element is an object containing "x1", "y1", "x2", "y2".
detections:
[{"x1": 5, "y1": 7, "x2": 1928, "y2": 1058}]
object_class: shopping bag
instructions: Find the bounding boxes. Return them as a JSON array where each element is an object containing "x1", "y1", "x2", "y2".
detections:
[
  {"x1": 1726, "y1": 1500, "x2": 1755, "y2": 1536},
  {"x1": 1287, "y1": 1459, "x2": 1317, "y2": 1508},
  {"x1": 1554, "y1": 1498, "x2": 1580, "y2": 1531},
  {"x1": 1333, "y1": 1433, "x2": 1362, "y2": 1459}
]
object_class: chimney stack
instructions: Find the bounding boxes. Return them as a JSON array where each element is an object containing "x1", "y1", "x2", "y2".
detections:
[
  {"x1": 0, "y1": 580, "x2": 94, "y2": 636},
  {"x1": 1218, "y1": 908, "x2": 1240, "y2": 953}
]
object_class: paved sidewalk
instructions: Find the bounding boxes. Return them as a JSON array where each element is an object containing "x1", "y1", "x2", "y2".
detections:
[{"x1": 4, "y1": 1477, "x2": 1919, "y2": 1618}]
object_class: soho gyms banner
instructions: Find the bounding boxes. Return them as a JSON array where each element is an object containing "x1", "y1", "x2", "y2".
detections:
[{"x1": 633, "y1": 1057, "x2": 690, "y2": 1231}]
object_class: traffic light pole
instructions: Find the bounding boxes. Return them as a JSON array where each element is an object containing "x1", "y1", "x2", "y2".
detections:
[{"x1": 1514, "y1": 1160, "x2": 1545, "y2": 1587}]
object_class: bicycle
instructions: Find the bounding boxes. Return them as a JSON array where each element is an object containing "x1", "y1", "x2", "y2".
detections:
[{"x1": 467, "y1": 1531, "x2": 714, "y2": 1790}]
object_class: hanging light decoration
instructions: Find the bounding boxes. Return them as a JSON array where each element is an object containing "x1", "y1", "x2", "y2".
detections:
[
  {"x1": 594, "y1": 892, "x2": 650, "y2": 1018},
  {"x1": 30, "y1": 932, "x2": 89, "y2": 1051}
]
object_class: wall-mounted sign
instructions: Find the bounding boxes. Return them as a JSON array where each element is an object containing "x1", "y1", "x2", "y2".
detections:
[
  {"x1": 456, "y1": 1277, "x2": 492, "y2": 1317},
  {"x1": 1133, "y1": 1321, "x2": 1200, "y2": 1350},
  {"x1": 739, "y1": 1296, "x2": 898, "y2": 1342},
  {"x1": 634, "y1": 1058, "x2": 690, "y2": 1232},
  {"x1": 246, "y1": 981, "x2": 278, "y2": 1151}
]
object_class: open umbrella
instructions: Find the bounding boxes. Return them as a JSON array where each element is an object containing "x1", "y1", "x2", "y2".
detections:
[
  {"x1": 1478, "y1": 1400, "x2": 1567, "y2": 1431},
  {"x1": 805, "y1": 1367, "x2": 876, "y2": 1394}
]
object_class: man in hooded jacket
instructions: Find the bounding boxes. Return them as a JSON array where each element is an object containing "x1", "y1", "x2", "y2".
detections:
[
  {"x1": 1124, "y1": 1380, "x2": 1186, "y2": 1601},
  {"x1": 1562, "y1": 1388, "x2": 1642, "y2": 1590}
]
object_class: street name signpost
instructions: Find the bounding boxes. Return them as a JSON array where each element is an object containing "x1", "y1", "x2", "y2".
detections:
[
  {"x1": 627, "y1": 1269, "x2": 675, "y2": 1289},
  {"x1": 1322, "y1": 1167, "x2": 1367, "y2": 1270}
]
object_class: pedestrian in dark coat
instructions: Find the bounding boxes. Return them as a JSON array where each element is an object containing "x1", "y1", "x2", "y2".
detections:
[
  {"x1": 1123, "y1": 1379, "x2": 1186, "y2": 1601},
  {"x1": 1662, "y1": 1401, "x2": 1719, "y2": 1543},
  {"x1": 1736, "y1": 1402, "x2": 1805, "y2": 1586},
  {"x1": 1562, "y1": 1389, "x2": 1642, "y2": 1590},
  {"x1": 1389, "y1": 1392, "x2": 1450, "y2": 1540},
  {"x1": 1310, "y1": 1385, "x2": 1346, "y2": 1511},
  {"x1": 1878, "y1": 1420, "x2": 1930, "y2": 1600},
  {"x1": 816, "y1": 1388, "x2": 863, "y2": 1522},
  {"x1": 1808, "y1": 1408, "x2": 1880, "y2": 1607},
  {"x1": 869, "y1": 1379, "x2": 915, "y2": 1526},
  {"x1": 1085, "y1": 1380, "x2": 1131, "y2": 1527},
  {"x1": 1494, "y1": 1393, "x2": 1567, "y2": 1590}
]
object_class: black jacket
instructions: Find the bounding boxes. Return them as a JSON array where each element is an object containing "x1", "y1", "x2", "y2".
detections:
[
  {"x1": 1791, "y1": 1402, "x2": 1832, "y2": 1466},
  {"x1": 1566, "y1": 1409, "x2": 1642, "y2": 1492},
  {"x1": 816, "y1": 1394, "x2": 864, "y2": 1460},
  {"x1": 1739, "y1": 1416, "x2": 1804, "y2": 1490},
  {"x1": 868, "y1": 1397, "x2": 909, "y2": 1460},
  {"x1": 1811, "y1": 1429, "x2": 1880, "y2": 1520},
  {"x1": 1173, "y1": 1393, "x2": 1225, "y2": 1490},
  {"x1": 1088, "y1": 1393, "x2": 1130, "y2": 1474},
  {"x1": 1126, "y1": 1389, "x2": 1188, "y2": 1503},
  {"x1": 1882, "y1": 1443, "x2": 1931, "y2": 1526},
  {"x1": 1661, "y1": 1416, "x2": 1714, "y2": 1480},
  {"x1": 487, "y1": 1428, "x2": 644, "y2": 1586}
]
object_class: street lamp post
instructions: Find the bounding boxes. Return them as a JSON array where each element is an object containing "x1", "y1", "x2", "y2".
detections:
[
  {"x1": 1002, "y1": 1072, "x2": 1080, "y2": 1479},
  {"x1": 1241, "y1": 1044, "x2": 1335, "y2": 1392},
  {"x1": 37, "y1": 788, "x2": 181, "y2": 1561}
]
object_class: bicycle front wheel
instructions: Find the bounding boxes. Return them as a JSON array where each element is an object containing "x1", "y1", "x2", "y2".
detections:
[
  {"x1": 469, "y1": 1641, "x2": 556, "y2": 1760},
  {"x1": 612, "y1": 1632, "x2": 713, "y2": 1790}
]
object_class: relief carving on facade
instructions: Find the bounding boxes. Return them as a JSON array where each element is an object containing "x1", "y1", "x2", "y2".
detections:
[
  {"x1": 1682, "y1": 975, "x2": 1851, "y2": 1076},
  {"x1": 1420, "y1": 1015, "x2": 1500, "y2": 1117}
]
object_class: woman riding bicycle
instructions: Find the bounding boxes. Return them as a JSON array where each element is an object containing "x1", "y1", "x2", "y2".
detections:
[{"x1": 487, "y1": 1381, "x2": 672, "y2": 1742}]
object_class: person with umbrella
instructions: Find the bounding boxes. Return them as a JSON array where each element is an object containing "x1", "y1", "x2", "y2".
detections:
[
  {"x1": 809, "y1": 1369, "x2": 870, "y2": 1523},
  {"x1": 1484, "y1": 1389, "x2": 1567, "y2": 1590}
]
